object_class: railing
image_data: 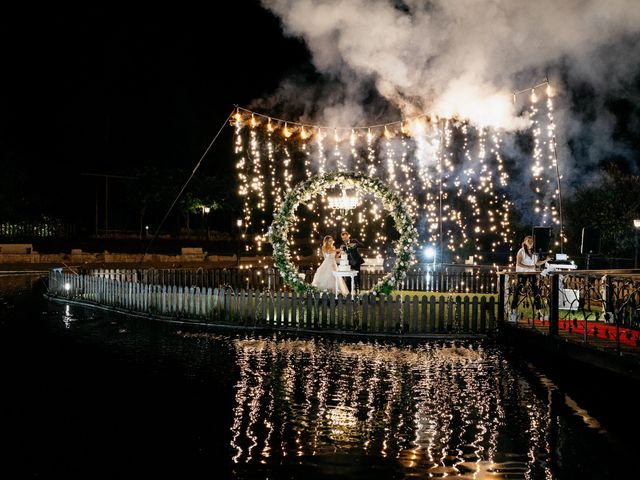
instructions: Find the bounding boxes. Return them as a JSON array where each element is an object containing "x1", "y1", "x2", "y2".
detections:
[
  {"x1": 0, "y1": 221, "x2": 76, "y2": 238},
  {"x1": 82, "y1": 267, "x2": 498, "y2": 294},
  {"x1": 498, "y1": 270, "x2": 640, "y2": 354},
  {"x1": 48, "y1": 269, "x2": 498, "y2": 335}
]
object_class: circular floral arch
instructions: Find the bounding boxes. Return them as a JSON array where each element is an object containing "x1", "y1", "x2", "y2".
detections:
[{"x1": 268, "y1": 171, "x2": 417, "y2": 295}]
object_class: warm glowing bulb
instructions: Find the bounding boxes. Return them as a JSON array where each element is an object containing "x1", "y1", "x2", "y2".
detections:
[
  {"x1": 250, "y1": 114, "x2": 257, "y2": 128},
  {"x1": 267, "y1": 118, "x2": 274, "y2": 132},
  {"x1": 530, "y1": 89, "x2": 538, "y2": 103},
  {"x1": 546, "y1": 83, "x2": 554, "y2": 97},
  {"x1": 300, "y1": 126, "x2": 309, "y2": 140},
  {"x1": 283, "y1": 122, "x2": 292, "y2": 138}
]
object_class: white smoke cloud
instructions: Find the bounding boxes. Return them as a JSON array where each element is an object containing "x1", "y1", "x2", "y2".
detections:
[{"x1": 260, "y1": 0, "x2": 640, "y2": 132}]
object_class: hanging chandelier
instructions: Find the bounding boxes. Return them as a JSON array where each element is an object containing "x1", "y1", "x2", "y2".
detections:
[{"x1": 327, "y1": 189, "x2": 359, "y2": 211}]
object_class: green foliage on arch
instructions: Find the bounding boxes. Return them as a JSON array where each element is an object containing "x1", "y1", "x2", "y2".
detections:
[{"x1": 268, "y1": 171, "x2": 418, "y2": 295}]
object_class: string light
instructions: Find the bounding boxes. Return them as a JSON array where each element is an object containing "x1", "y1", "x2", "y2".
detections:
[
  {"x1": 300, "y1": 125, "x2": 309, "y2": 140},
  {"x1": 233, "y1": 80, "x2": 558, "y2": 264}
]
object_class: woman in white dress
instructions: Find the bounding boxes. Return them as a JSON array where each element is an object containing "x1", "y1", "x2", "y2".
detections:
[{"x1": 311, "y1": 235, "x2": 349, "y2": 295}]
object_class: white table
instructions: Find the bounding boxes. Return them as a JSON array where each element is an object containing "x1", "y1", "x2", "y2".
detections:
[{"x1": 333, "y1": 270, "x2": 359, "y2": 299}]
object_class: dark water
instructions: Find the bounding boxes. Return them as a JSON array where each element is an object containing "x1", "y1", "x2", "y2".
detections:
[{"x1": 1, "y1": 275, "x2": 638, "y2": 479}]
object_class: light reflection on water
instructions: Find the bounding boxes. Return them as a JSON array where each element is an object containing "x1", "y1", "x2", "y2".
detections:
[
  {"x1": 228, "y1": 338, "x2": 554, "y2": 479},
  {"x1": 3, "y1": 288, "x2": 632, "y2": 480}
]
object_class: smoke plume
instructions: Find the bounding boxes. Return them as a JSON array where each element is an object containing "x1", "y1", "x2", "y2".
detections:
[{"x1": 260, "y1": 0, "x2": 640, "y2": 174}]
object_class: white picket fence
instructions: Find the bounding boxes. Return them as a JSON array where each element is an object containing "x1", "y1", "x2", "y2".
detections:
[
  {"x1": 82, "y1": 266, "x2": 499, "y2": 294},
  {"x1": 48, "y1": 269, "x2": 497, "y2": 335}
]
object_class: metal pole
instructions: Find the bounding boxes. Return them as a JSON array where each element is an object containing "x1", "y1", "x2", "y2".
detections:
[
  {"x1": 201, "y1": 208, "x2": 205, "y2": 240},
  {"x1": 551, "y1": 140, "x2": 564, "y2": 253},
  {"x1": 237, "y1": 221, "x2": 242, "y2": 266},
  {"x1": 438, "y1": 120, "x2": 444, "y2": 266},
  {"x1": 81, "y1": 173, "x2": 137, "y2": 237},
  {"x1": 95, "y1": 189, "x2": 99, "y2": 236},
  {"x1": 497, "y1": 272, "x2": 505, "y2": 324},
  {"x1": 549, "y1": 273, "x2": 559, "y2": 335},
  {"x1": 105, "y1": 176, "x2": 108, "y2": 235},
  {"x1": 583, "y1": 274, "x2": 590, "y2": 345},
  {"x1": 635, "y1": 228, "x2": 638, "y2": 269}
]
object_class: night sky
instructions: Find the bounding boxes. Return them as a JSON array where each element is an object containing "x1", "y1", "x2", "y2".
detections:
[
  {"x1": 2, "y1": 4, "x2": 307, "y2": 174},
  {"x1": 2, "y1": 2, "x2": 640, "y2": 235},
  {"x1": 1, "y1": 4, "x2": 309, "y2": 228}
]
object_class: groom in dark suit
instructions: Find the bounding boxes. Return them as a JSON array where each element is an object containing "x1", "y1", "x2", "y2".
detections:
[{"x1": 340, "y1": 230, "x2": 365, "y2": 293}]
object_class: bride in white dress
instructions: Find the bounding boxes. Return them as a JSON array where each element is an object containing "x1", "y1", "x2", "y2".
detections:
[{"x1": 311, "y1": 235, "x2": 349, "y2": 295}]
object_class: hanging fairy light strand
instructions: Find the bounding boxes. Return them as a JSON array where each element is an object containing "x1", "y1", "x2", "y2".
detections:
[
  {"x1": 511, "y1": 79, "x2": 563, "y2": 241},
  {"x1": 231, "y1": 79, "x2": 560, "y2": 263},
  {"x1": 544, "y1": 83, "x2": 566, "y2": 251}
]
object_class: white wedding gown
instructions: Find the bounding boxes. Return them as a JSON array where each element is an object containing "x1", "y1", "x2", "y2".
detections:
[{"x1": 311, "y1": 252, "x2": 349, "y2": 295}]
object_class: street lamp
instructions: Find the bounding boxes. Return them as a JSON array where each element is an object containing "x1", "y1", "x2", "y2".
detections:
[
  {"x1": 634, "y1": 219, "x2": 640, "y2": 269},
  {"x1": 423, "y1": 245, "x2": 436, "y2": 270},
  {"x1": 203, "y1": 206, "x2": 211, "y2": 240}
]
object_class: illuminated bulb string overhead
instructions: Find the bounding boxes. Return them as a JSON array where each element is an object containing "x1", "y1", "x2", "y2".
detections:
[{"x1": 232, "y1": 80, "x2": 562, "y2": 262}]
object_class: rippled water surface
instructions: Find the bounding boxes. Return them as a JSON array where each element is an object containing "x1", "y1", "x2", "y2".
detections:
[{"x1": 1, "y1": 278, "x2": 637, "y2": 479}]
